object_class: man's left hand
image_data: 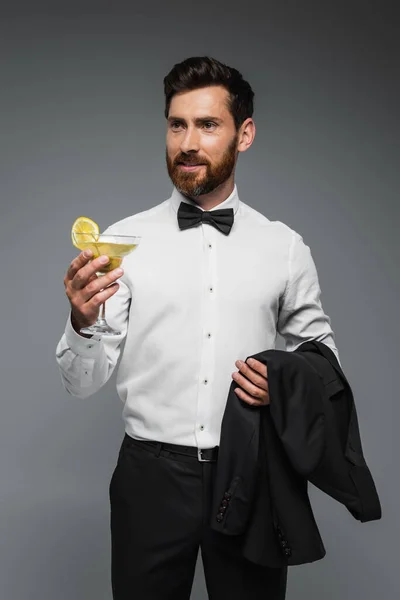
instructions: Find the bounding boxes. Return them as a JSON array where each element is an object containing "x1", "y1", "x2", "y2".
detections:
[{"x1": 232, "y1": 358, "x2": 269, "y2": 406}]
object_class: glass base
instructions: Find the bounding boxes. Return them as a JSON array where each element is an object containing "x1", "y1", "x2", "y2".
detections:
[{"x1": 80, "y1": 318, "x2": 121, "y2": 337}]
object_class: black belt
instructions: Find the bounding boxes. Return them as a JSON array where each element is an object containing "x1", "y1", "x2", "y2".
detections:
[{"x1": 122, "y1": 434, "x2": 219, "y2": 462}]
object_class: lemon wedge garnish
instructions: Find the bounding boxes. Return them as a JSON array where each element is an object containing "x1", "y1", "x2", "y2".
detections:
[{"x1": 71, "y1": 216, "x2": 100, "y2": 250}]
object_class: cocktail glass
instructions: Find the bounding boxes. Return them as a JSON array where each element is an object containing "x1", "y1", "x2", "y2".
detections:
[{"x1": 72, "y1": 232, "x2": 141, "y2": 336}]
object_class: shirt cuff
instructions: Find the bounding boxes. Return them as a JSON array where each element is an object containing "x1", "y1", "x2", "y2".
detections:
[{"x1": 64, "y1": 313, "x2": 103, "y2": 358}]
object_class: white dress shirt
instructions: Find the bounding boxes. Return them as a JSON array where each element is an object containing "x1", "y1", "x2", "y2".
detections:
[{"x1": 56, "y1": 185, "x2": 340, "y2": 449}]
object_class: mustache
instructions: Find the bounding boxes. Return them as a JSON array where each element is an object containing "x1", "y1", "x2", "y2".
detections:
[{"x1": 174, "y1": 157, "x2": 209, "y2": 166}]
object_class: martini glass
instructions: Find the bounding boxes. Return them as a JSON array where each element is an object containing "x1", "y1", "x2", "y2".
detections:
[{"x1": 72, "y1": 232, "x2": 141, "y2": 336}]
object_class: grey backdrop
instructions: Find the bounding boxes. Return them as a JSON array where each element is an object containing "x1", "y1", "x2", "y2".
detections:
[{"x1": 0, "y1": 1, "x2": 398, "y2": 599}]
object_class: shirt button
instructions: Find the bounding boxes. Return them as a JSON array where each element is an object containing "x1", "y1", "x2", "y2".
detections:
[
  {"x1": 208, "y1": 243, "x2": 212, "y2": 249},
  {"x1": 209, "y1": 286, "x2": 213, "y2": 292},
  {"x1": 200, "y1": 425, "x2": 205, "y2": 431},
  {"x1": 88, "y1": 345, "x2": 93, "y2": 349},
  {"x1": 204, "y1": 379, "x2": 208, "y2": 385},
  {"x1": 207, "y1": 333, "x2": 212, "y2": 338}
]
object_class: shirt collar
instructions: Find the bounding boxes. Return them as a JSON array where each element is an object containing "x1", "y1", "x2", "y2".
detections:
[{"x1": 170, "y1": 184, "x2": 240, "y2": 215}]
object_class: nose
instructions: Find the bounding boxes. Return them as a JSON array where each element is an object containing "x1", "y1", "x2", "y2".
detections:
[{"x1": 180, "y1": 126, "x2": 200, "y2": 154}]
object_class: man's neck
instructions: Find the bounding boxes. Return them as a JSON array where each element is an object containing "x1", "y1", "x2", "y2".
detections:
[{"x1": 187, "y1": 178, "x2": 235, "y2": 211}]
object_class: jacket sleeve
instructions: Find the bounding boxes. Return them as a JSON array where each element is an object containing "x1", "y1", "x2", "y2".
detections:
[
  {"x1": 306, "y1": 353, "x2": 382, "y2": 522},
  {"x1": 276, "y1": 231, "x2": 341, "y2": 367},
  {"x1": 282, "y1": 344, "x2": 382, "y2": 522}
]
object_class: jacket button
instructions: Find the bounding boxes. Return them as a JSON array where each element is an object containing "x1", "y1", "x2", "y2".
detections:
[
  {"x1": 224, "y1": 492, "x2": 232, "y2": 500},
  {"x1": 221, "y1": 499, "x2": 228, "y2": 508},
  {"x1": 216, "y1": 513, "x2": 224, "y2": 523},
  {"x1": 280, "y1": 540, "x2": 287, "y2": 548},
  {"x1": 284, "y1": 547, "x2": 292, "y2": 557},
  {"x1": 219, "y1": 505, "x2": 226, "y2": 513}
]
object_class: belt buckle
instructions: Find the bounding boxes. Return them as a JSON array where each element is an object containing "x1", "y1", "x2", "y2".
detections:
[{"x1": 198, "y1": 448, "x2": 213, "y2": 462}]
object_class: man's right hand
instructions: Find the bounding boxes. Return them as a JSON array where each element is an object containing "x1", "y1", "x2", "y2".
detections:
[{"x1": 64, "y1": 250, "x2": 124, "y2": 335}]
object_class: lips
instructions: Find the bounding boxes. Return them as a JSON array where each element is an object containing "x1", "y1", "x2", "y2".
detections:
[{"x1": 178, "y1": 165, "x2": 205, "y2": 173}]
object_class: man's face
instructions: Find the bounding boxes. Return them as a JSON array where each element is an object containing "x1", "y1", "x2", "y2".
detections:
[{"x1": 165, "y1": 86, "x2": 239, "y2": 198}]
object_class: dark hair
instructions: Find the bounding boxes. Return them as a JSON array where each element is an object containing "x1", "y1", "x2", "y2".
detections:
[{"x1": 163, "y1": 56, "x2": 254, "y2": 131}]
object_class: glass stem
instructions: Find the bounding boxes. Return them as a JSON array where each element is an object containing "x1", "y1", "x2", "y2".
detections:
[
  {"x1": 97, "y1": 272, "x2": 107, "y2": 323},
  {"x1": 100, "y1": 302, "x2": 106, "y2": 321}
]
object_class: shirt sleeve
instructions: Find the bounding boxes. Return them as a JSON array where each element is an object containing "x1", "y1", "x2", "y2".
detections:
[
  {"x1": 55, "y1": 276, "x2": 131, "y2": 398},
  {"x1": 277, "y1": 230, "x2": 341, "y2": 366}
]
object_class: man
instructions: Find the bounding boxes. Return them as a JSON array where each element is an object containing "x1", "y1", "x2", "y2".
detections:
[{"x1": 56, "y1": 56, "x2": 340, "y2": 599}]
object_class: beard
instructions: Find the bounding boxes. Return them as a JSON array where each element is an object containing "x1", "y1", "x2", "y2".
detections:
[{"x1": 166, "y1": 134, "x2": 238, "y2": 198}]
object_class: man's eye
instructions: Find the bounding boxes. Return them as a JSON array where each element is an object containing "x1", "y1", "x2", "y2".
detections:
[
  {"x1": 171, "y1": 122, "x2": 183, "y2": 130},
  {"x1": 203, "y1": 122, "x2": 216, "y2": 130}
]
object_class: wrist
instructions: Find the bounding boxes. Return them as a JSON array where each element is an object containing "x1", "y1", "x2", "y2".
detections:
[{"x1": 71, "y1": 313, "x2": 93, "y2": 339}]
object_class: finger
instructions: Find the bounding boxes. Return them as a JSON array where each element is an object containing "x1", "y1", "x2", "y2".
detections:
[
  {"x1": 84, "y1": 282, "x2": 120, "y2": 309},
  {"x1": 234, "y1": 387, "x2": 269, "y2": 406},
  {"x1": 80, "y1": 267, "x2": 124, "y2": 301},
  {"x1": 232, "y1": 372, "x2": 268, "y2": 399},
  {"x1": 65, "y1": 250, "x2": 94, "y2": 282},
  {"x1": 70, "y1": 255, "x2": 112, "y2": 290},
  {"x1": 235, "y1": 362, "x2": 268, "y2": 391},
  {"x1": 245, "y1": 358, "x2": 268, "y2": 379}
]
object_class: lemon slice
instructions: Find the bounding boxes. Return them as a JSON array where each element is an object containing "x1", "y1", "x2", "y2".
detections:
[{"x1": 71, "y1": 216, "x2": 100, "y2": 250}]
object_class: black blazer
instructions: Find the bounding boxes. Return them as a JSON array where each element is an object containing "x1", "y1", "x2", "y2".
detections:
[{"x1": 210, "y1": 341, "x2": 381, "y2": 567}]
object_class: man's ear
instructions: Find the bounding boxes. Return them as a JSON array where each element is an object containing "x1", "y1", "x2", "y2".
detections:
[{"x1": 237, "y1": 118, "x2": 256, "y2": 154}]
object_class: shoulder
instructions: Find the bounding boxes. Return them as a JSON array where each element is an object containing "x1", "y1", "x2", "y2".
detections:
[
  {"x1": 103, "y1": 198, "x2": 170, "y2": 234},
  {"x1": 238, "y1": 200, "x2": 302, "y2": 247}
]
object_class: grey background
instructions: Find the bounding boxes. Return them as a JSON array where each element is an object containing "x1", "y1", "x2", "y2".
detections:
[{"x1": 0, "y1": 1, "x2": 398, "y2": 598}]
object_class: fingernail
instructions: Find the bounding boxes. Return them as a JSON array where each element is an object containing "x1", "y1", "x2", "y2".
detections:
[
  {"x1": 100, "y1": 256, "x2": 109, "y2": 263},
  {"x1": 83, "y1": 250, "x2": 92, "y2": 258},
  {"x1": 115, "y1": 268, "x2": 123, "y2": 275}
]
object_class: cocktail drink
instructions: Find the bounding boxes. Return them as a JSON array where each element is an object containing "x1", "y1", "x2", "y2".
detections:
[{"x1": 71, "y1": 217, "x2": 141, "y2": 336}]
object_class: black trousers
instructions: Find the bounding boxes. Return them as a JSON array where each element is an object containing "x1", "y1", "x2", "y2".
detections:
[{"x1": 109, "y1": 434, "x2": 287, "y2": 600}]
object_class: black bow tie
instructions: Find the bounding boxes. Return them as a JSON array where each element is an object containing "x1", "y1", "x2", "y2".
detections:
[{"x1": 177, "y1": 201, "x2": 234, "y2": 236}]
